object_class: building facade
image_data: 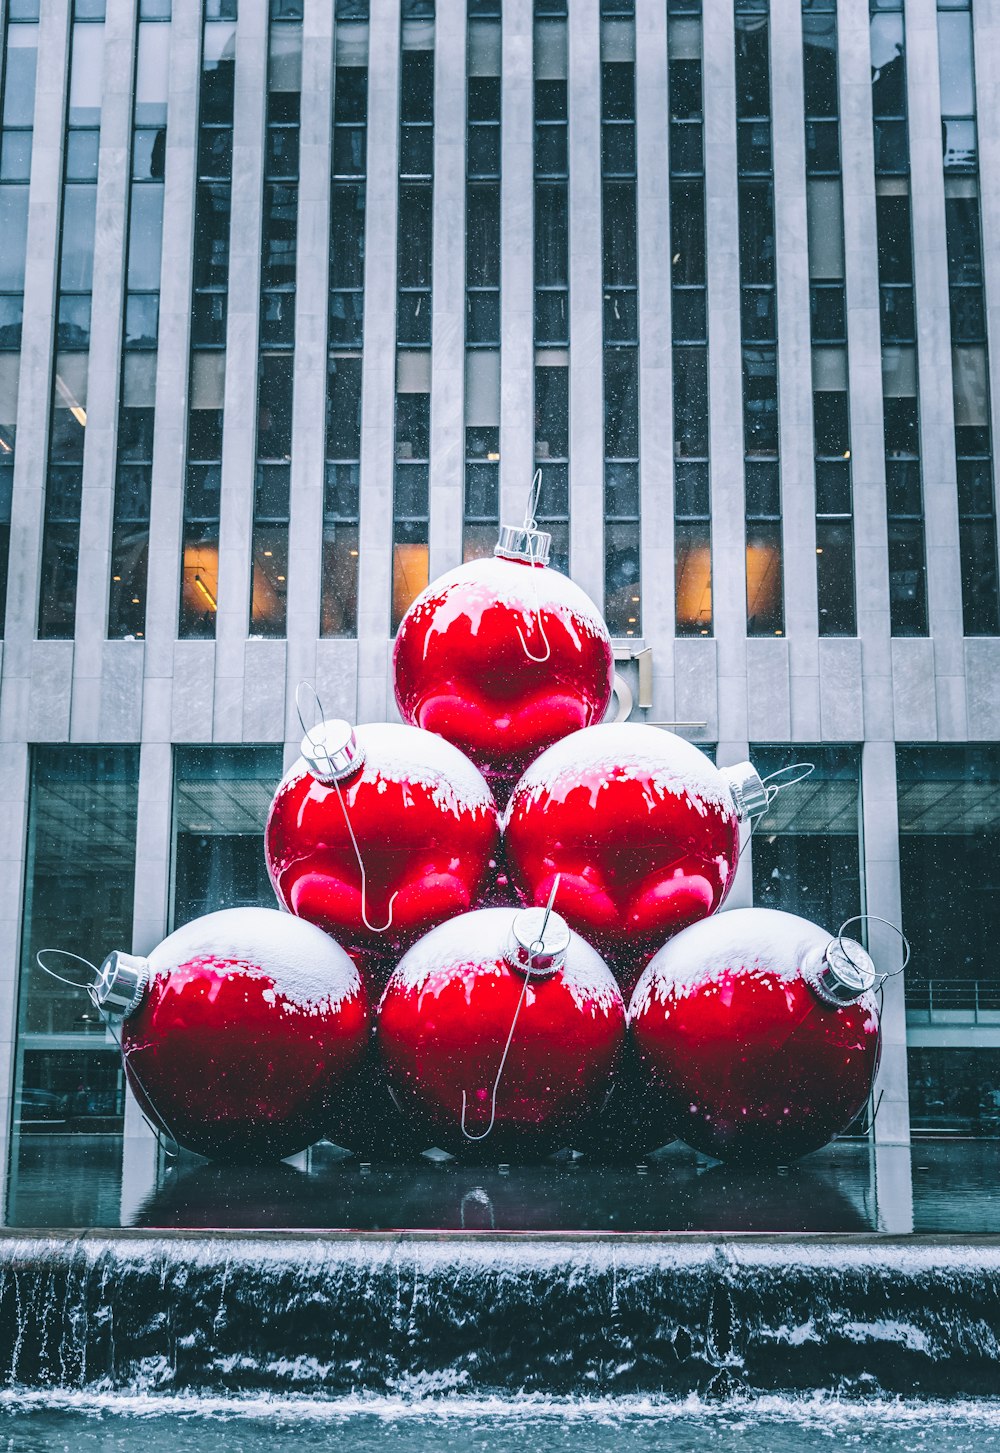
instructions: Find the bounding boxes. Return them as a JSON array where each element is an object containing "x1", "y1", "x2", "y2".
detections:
[{"x1": 0, "y1": 0, "x2": 999, "y2": 1199}]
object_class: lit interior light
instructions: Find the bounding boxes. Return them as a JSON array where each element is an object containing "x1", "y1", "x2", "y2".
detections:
[
  {"x1": 843, "y1": 450, "x2": 851, "y2": 459},
  {"x1": 136, "y1": 632, "x2": 143, "y2": 638},
  {"x1": 631, "y1": 596, "x2": 639, "y2": 603},
  {"x1": 487, "y1": 452, "x2": 500, "y2": 462},
  {"x1": 775, "y1": 629, "x2": 783, "y2": 636},
  {"x1": 349, "y1": 549, "x2": 359, "y2": 557},
  {"x1": 672, "y1": 253, "x2": 681, "y2": 264},
  {"x1": 816, "y1": 547, "x2": 824, "y2": 554},
  {"x1": 277, "y1": 575, "x2": 285, "y2": 582},
  {"x1": 628, "y1": 617, "x2": 637, "y2": 624},
  {"x1": 263, "y1": 550, "x2": 273, "y2": 558},
  {"x1": 0, "y1": 437, "x2": 11, "y2": 454},
  {"x1": 131, "y1": 597, "x2": 140, "y2": 605},
  {"x1": 112, "y1": 575, "x2": 121, "y2": 582},
  {"x1": 194, "y1": 573, "x2": 217, "y2": 611},
  {"x1": 700, "y1": 629, "x2": 709, "y2": 636}
]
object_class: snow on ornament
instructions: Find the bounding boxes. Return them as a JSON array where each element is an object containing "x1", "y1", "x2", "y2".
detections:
[
  {"x1": 265, "y1": 715, "x2": 500, "y2": 966},
  {"x1": 392, "y1": 475, "x2": 614, "y2": 801},
  {"x1": 628, "y1": 907, "x2": 899, "y2": 1164},
  {"x1": 502, "y1": 722, "x2": 769, "y2": 965},
  {"x1": 92, "y1": 907, "x2": 368, "y2": 1163},
  {"x1": 376, "y1": 899, "x2": 626, "y2": 1157}
]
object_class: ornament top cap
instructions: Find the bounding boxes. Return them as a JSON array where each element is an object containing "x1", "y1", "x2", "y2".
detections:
[
  {"x1": 506, "y1": 906, "x2": 571, "y2": 978},
  {"x1": 94, "y1": 949, "x2": 149, "y2": 1019},
  {"x1": 301, "y1": 718, "x2": 366, "y2": 785},
  {"x1": 495, "y1": 523, "x2": 552, "y2": 567},
  {"x1": 803, "y1": 937, "x2": 877, "y2": 1007},
  {"x1": 720, "y1": 760, "x2": 769, "y2": 821}
]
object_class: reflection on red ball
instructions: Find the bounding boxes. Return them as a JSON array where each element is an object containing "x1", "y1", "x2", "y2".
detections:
[
  {"x1": 121, "y1": 908, "x2": 368, "y2": 1163},
  {"x1": 265, "y1": 723, "x2": 499, "y2": 961},
  {"x1": 503, "y1": 724, "x2": 743, "y2": 963},
  {"x1": 393, "y1": 556, "x2": 614, "y2": 799},
  {"x1": 629, "y1": 908, "x2": 882, "y2": 1164},
  {"x1": 377, "y1": 907, "x2": 626, "y2": 1156}
]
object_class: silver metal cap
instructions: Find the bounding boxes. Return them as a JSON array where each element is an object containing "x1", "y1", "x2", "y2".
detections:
[
  {"x1": 721, "y1": 761, "x2": 769, "y2": 821},
  {"x1": 494, "y1": 523, "x2": 552, "y2": 567},
  {"x1": 300, "y1": 719, "x2": 366, "y2": 785},
  {"x1": 803, "y1": 938, "x2": 877, "y2": 1007},
  {"x1": 94, "y1": 950, "x2": 149, "y2": 1019},
  {"x1": 505, "y1": 906, "x2": 571, "y2": 978}
]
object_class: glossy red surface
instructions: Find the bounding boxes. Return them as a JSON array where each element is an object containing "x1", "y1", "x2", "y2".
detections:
[
  {"x1": 503, "y1": 734, "x2": 741, "y2": 965},
  {"x1": 630, "y1": 960, "x2": 881, "y2": 1164},
  {"x1": 377, "y1": 918, "x2": 626, "y2": 1157},
  {"x1": 265, "y1": 729, "x2": 500, "y2": 961},
  {"x1": 392, "y1": 556, "x2": 614, "y2": 794},
  {"x1": 122, "y1": 954, "x2": 369, "y2": 1163}
]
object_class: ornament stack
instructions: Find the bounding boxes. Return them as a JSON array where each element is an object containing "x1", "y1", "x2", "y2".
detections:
[{"x1": 84, "y1": 487, "x2": 895, "y2": 1167}]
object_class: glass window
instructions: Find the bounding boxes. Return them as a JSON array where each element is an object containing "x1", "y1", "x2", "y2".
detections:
[
  {"x1": 2, "y1": 28, "x2": 38, "y2": 129},
  {"x1": 937, "y1": 9, "x2": 975, "y2": 117},
  {"x1": 13, "y1": 747, "x2": 139, "y2": 1132},
  {"x1": 172, "y1": 746, "x2": 283, "y2": 929},
  {"x1": 898, "y1": 746, "x2": 1000, "y2": 1013},
  {"x1": 751, "y1": 744, "x2": 862, "y2": 930}
]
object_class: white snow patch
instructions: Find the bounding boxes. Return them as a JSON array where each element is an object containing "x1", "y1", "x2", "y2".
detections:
[
  {"x1": 402, "y1": 555, "x2": 611, "y2": 644},
  {"x1": 147, "y1": 907, "x2": 361, "y2": 1015},
  {"x1": 383, "y1": 906, "x2": 624, "y2": 1017},
  {"x1": 508, "y1": 723, "x2": 734, "y2": 817},
  {"x1": 628, "y1": 907, "x2": 880, "y2": 1022}
]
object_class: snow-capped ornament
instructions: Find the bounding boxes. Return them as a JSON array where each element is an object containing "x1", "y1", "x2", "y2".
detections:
[
  {"x1": 265, "y1": 715, "x2": 500, "y2": 963},
  {"x1": 377, "y1": 902, "x2": 626, "y2": 1156},
  {"x1": 392, "y1": 474, "x2": 614, "y2": 800},
  {"x1": 94, "y1": 907, "x2": 368, "y2": 1163},
  {"x1": 628, "y1": 907, "x2": 891, "y2": 1164},
  {"x1": 502, "y1": 723, "x2": 767, "y2": 963}
]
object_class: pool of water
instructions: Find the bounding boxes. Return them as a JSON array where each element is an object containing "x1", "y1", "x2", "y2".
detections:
[
  {"x1": 2, "y1": 1395, "x2": 1000, "y2": 1452},
  {"x1": 4, "y1": 1135, "x2": 1000, "y2": 1234}
]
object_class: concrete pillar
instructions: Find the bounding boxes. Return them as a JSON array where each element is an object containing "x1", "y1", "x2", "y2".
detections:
[
  {"x1": 355, "y1": 0, "x2": 400, "y2": 723},
  {"x1": 702, "y1": 0, "x2": 743, "y2": 745},
  {"x1": 214, "y1": 0, "x2": 268, "y2": 743},
  {"x1": 635, "y1": 0, "x2": 674, "y2": 697},
  {"x1": 284, "y1": 0, "x2": 334, "y2": 733},
  {"x1": 905, "y1": 0, "x2": 967, "y2": 738},
  {"x1": 71, "y1": 0, "x2": 137, "y2": 742},
  {"x1": 771, "y1": 0, "x2": 820, "y2": 740},
  {"x1": 427, "y1": 0, "x2": 466, "y2": 582},
  {"x1": 862, "y1": 738, "x2": 911, "y2": 1144},
  {"x1": 567, "y1": 0, "x2": 603, "y2": 602},
  {"x1": 499, "y1": 0, "x2": 533, "y2": 528},
  {"x1": 0, "y1": 744, "x2": 30, "y2": 1220},
  {"x1": 143, "y1": 0, "x2": 203, "y2": 730},
  {"x1": 717, "y1": 739, "x2": 754, "y2": 908},
  {"x1": 0, "y1": 0, "x2": 71, "y2": 747}
]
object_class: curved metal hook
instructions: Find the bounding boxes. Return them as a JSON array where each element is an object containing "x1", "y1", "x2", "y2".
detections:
[
  {"x1": 36, "y1": 948, "x2": 100, "y2": 993},
  {"x1": 295, "y1": 679, "x2": 332, "y2": 763},
  {"x1": 459, "y1": 875, "x2": 561, "y2": 1142},
  {"x1": 515, "y1": 530, "x2": 552, "y2": 664},
  {"x1": 524, "y1": 467, "x2": 544, "y2": 532},
  {"x1": 836, "y1": 913, "x2": 911, "y2": 980},
  {"x1": 332, "y1": 777, "x2": 398, "y2": 935},
  {"x1": 763, "y1": 761, "x2": 816, "y2": 806}
]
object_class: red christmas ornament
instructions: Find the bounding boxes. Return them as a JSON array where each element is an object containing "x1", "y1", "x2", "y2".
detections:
[
  {"x1": 94, "y1": 907, "x2": 368, "y2": 1163},
  {"x1": 503, "y1": 723, "x2": 765, "y2": 964},
  {"x1": 629, "y1": 907, "x2": 882, "y2": 1164},
  {"x1": 377, "y1": 905, "x2": 626, "y2": 1156},
  {"x1": 265, "y1": 720, "x2": 500, "y2": 963},
  {"x1": 392, "y1": 513, "x2": 614, "y2": 800}
]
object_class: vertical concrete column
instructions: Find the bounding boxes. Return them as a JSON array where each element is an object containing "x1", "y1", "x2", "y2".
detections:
[
  {"x1": 214, "y1": 0, "x2": 268, "y2": 742},
  {"x1": 0, "y1": 0, "x2": 71, "y2": 746},
  {"x1": 839, "y1": 0, "x2": 894, "y2": 741},
  {"x1": 702, "y1": 2, "x2": 745, "y2": 743},
  {"x1": 143, "y1": 0, "x2": 202, "y2": 732},
  {"x1": 355, "y1": 0, "x2": 400, "y2": 723},
  {"x1": 972, "y1": 0, "x2": 1000, "y2": 539},
  {"x1": 567, "y1": 0, "x2": 603, "y2": 603},
  {"x1": 120, "y1": 737, "x2": 173, "y2": 1222},
  {"x1": 635, "y1": 0, "x2": 674, "y2": 671},
  {"x1": 285, "y1": 0, "x2": 334, "y2": 732},
  {"x1": 770, "y1": 0, "x2": 819, "y2": 736},
  {"x1": 427, "y1": 0, "x2": 466, "y2": 582},
  {"x1": 905, "y1": 0, "x2": 966, "y2": 738},
  {"x1": 862, "y1": 739, "x2": 911, "y2": 1144},
  {"x1": 71, "y1": 0, "x2": 138, "y2": 741},
  {"x1": 499, "y1": 0, "x2": 533, "y2": 528},
  {"x1": 0, "y1": 744, "x2": 29, "y2": 1215}
]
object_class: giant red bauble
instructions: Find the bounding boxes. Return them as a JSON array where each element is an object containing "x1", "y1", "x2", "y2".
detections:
[
  {"x1": 116, "y1": 907, "x2": 368, "y2": 1163},
  {"x1": 265, "y1": 722, "x2": 500, "y2": 963},
  {"x1": 629, "y1": 907, "x2": 882, "y2": 1163},
  {"x1": 503, "y1": 723, "x2": 747, "y2": 964},
  {"x1": 377, "y1": 906, "x2": 626, "y2": 1156},
  {"x1": 392, "y1": 555, "x2": 614, "y2": 800}
]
